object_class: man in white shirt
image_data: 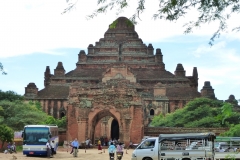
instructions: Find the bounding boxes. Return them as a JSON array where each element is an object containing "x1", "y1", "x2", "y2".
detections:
[
  {"x1": 50, "y1": 141, "x2": 55, "y2": 156},
  {"x1": 46, "y1": 140, "x2": 52, "y2": 158}
]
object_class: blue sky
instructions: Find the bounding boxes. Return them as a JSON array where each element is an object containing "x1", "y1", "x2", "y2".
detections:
[{"x1": 0, "y1": 0, "x2": 240, "y2": 102}]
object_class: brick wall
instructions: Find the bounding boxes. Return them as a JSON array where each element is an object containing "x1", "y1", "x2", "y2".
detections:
[
  {"x1": 130, "y1": 106, "x2": 143, "y2": 144},
  {"x1": 59, "y1": 130, "x2": 66, "y2": 145},
  {"x1": 144, "y1": 127, "x2": 229, "y2": 137}
]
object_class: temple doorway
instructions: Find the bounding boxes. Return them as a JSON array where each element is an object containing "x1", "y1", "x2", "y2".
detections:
[
  {"x1": 111, "y1": 119, "x2": 119, "y2": 140},
  {"x1": 91, "y1": 110, "x2": 120, "y2": 144}
]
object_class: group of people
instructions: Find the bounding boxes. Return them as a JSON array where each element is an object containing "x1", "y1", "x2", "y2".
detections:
[
  {"x1": 46, "y1": 140, "x2": 56, "y2": 158},
  {"x1": 4, "y1": 142, "x2": 17, "y2": 154},
  {"x1": 97, "y1": 137, "x2": 122, "y2": 147},
  {"x1": 217, "y1": 147, "x2": 240, "y2": 152},
  {"x1": 96, "y1": 137, "x2": 124, "y2": 158},
  {"x1": 108, "y1": 141, "x2": 124, "y2": 159},
  {"x1": 66, "y1": 137, "x2": 125, "y2": 158}
]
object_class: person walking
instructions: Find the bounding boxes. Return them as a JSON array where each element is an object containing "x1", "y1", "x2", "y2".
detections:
[
  {"x1": 98, "y1": 139, "x2": 102, "y2": 154},
  {"x1": 71, "y1": 138, "x2": 79, "y2": 157}
]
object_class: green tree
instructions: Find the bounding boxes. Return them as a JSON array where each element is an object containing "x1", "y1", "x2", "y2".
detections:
[
  {"x1": 0, "y1": 100, "x2": 48, "y2": 131},
  {"x1": 151, "y1": 98, "x2": 238, "y2": 127},
  {"x1": 56, "y1": 116, "x2": 67, "y2": 129},
  {"x1": 43, "y1": 115, "x2": 67, "y2": 129},
  {"x1": 221, "y1": 124, "x2": 240, "y2": 136},
  {"x1": 0, "y1": 106, "x2": 3, "y2": 123},
  {"x1": 0, "y1": 62, "x2": 7, "y2": 75},
  {"x1": 215, "y1": 102, "x2": 234, "y2": 124},
  {"x1": 64, "y1": 0, "x2": 240, "y2": 45},
  {"x1": 28, "y1": 100, "x2": 42, "y2": 111},
  {"x1": 0, "y1": 125, "x2": 14, "y2": 149},
  {"x1": 0, "y1": 90, "x2": 24, "y2": 101}
]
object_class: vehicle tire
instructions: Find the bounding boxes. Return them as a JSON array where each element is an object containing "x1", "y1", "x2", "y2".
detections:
[{"x1": 144, "y1": 158, "x2": 152, "y2": 160}]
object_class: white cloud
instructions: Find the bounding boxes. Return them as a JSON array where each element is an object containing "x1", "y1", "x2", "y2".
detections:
[
  {"x1": 0, "y1": 0, "x2": 239, "y2": 59},
  {"x1": 0, "y1": 0, "x2": 239, "y2": 102},
  {"x1": 192, "y1": 40, "x2": 240, "y2": 64},
  {"x1": 181, "y1": 39, "x2": 240, "y2": 100}
]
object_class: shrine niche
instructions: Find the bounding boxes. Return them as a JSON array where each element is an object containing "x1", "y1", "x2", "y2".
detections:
[{"x1": 24, "y1": 17, "x2": 217, "y2": 145}]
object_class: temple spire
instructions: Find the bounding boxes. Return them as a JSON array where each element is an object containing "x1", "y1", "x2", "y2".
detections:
[
  {"x1": 44, "y1": 66, "x2": 51, "y2": 87},
  {"x1": 54, "y1": 62, "x2": 65, "y2": 76},
  {"x1": 174, "y1": 63, "x2": 185, "y2": 77}
]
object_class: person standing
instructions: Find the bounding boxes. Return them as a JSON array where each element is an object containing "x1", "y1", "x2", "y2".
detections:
[
  {"x1": 71, "y1": 138, "x2": 79, "y2": 157},
  {"x1": 85, "y1": 138, "x2": 89, "y2": 149},
  {"x1": 100, "y1": 137, "x2": 104, "y2": 146},
  {"x1": 105, "y1": 137, "x2": 108, "y2": 146},
  {"x1": 129, "y1": 141, "x2": 133, "y2": 149},
  {"x1": 46, "y1": 140, "x2": 51, "y2": 158},
  {"x1": 98, "y1": 139, "x2": 102, "y2": 154},
  {"x1": 50, "y1": 141, "x2": 55, "y2": 156}
]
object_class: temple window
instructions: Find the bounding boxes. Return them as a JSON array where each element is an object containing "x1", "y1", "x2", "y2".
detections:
[
  {"x1": 150, "y1": 109, "x2": 155, "y2": 116},
  {"x1": 60, "y1": 112, "x2": 65, "y2": 118}
]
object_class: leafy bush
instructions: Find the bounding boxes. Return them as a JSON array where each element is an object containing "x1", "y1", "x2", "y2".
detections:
[{"x1": 151, "y1": 98, "x2": 239, "y2": 128}]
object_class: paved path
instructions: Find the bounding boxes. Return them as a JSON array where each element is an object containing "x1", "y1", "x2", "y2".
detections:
[{"x1": 0, "y1": 147, "x2": 134, "y2": 160}]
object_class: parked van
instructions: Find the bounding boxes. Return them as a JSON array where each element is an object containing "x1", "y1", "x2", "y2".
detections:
[
  {"x1": 131, "y1": 133, "x2": 216, "y2": 160},
  {"x1": 131, "y1": 137, "x2": 158, "y2": 160}
]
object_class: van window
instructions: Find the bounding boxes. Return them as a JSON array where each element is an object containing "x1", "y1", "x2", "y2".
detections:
[{"x1": 139, "y1": 139, "x2": 156, "y2": 149}]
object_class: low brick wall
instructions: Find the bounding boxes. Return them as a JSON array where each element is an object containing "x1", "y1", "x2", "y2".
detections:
[
  {"x1": 144, "y1": 127, "x2": 229, "y2": 137},
  {"x1": 59, "y1": 130, "x2": 67, "y2": 145}
]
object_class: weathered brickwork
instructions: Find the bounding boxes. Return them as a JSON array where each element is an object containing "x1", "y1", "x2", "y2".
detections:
[
  {"x1": 144, "y1": 127, "x2": 229, "y2": 137},
  {"x1": 24, "y1": 17, "x2": 225, "y2": 145}
]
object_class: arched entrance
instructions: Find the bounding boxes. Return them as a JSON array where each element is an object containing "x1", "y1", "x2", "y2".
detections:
[
  {"x1": 111, "y1": 119, "x2": 119, "y2": 140},
  {"x1": 91, "y1": 110, "x2": 120, "y2": 144}
]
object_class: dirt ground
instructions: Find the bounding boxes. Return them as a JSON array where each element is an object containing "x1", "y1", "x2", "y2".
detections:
[{"x1": 0, "y1": 147, "x2": 134, "y2": 160}]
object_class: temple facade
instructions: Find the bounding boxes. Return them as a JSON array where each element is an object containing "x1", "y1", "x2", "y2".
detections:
[{"x1": 24, "y1": 17, "x2": 217, "y2": 144}]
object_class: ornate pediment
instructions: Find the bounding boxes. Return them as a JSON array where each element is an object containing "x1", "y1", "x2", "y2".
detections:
[
  {"x1": 73, "y1": 86, "x2": 142, "y2": 108},
  {"x1": 102, "y1": 64, "x2": 136, "y2": 83}
]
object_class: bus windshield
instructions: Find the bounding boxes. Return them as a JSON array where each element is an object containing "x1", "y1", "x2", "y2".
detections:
[{"x1": 23, "y1": 127, "x2": 49, "y2": 145}]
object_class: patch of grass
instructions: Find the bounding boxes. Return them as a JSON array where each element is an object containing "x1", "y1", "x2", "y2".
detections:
[{"x1": 16, "y1": 145, "x2": 22, "y2": 152}]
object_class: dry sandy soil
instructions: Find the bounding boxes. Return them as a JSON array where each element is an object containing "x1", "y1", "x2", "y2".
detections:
[{"x1": 0, "y1": 147, "x2": 134, "y2": 160}]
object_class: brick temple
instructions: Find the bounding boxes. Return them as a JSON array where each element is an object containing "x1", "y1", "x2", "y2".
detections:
[{"x1": 24, "y1": 17, "x2": 217, "y2": 144}]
